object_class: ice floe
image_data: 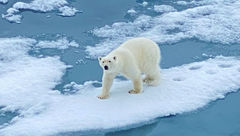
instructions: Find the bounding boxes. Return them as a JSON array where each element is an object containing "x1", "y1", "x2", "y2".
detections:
[
  {"x1": 1, "y1": 0, "x2": 78, "y2": 23},
  {"x1": 1, "y1": 0, "x2": 240, "y2": 135},
  {"x1": 0, "y1": 0, "x2": 7, "y2": 4},
  {"x1": 176, "y1": 0, "x2": 234, "y2": 6},
  {"x1": 153, "y1": 5, "x2": 176, "y2": 13},
  {"x1": 35, "y1": 37, "x2": 79, "y2": 49},
  {"x1": 176, "y1": 1, "x2": 188, "y2": 6},
  {"x1": 86, "y1": 0, "x2": 240, "y2": 58},
  {"x1": 142, "y1": 1, "x2": 148, "y2": 7},
  {"x1": 0, "y1": 37, "x2": 79, "y2": 50},
  {"x1": 58, "y1": 6, "x2": 79, "y2": 17},
  {"x1": 0, "y1": 56, "x2": 239, "y2": 136},
  {"x1": 127, "y1": 9, "x2": 137, "y2": 15},
  {"x1": 0, "y1": 37, "x2": 67, "y2": 112}
]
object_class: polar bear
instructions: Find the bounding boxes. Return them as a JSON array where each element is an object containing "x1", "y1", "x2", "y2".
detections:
[{"x1": 98, "y1": 37, "x2": 161, "y2": 99}]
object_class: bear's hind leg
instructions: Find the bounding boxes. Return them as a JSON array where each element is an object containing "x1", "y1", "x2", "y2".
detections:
[
  {"x1": 143, "y1": 66, "x2": 160, "y2": 86},
  {"x1": 143, "y1": 76, "x2": 154, "y2": 84}
]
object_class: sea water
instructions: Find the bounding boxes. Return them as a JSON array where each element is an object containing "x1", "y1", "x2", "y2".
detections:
[{"x1": 0, "y1": 0, "x2": 240, "y2": 136}]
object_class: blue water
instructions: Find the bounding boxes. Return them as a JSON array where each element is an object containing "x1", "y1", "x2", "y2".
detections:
[
  {"x1": 105, "y1": 91, "x2": 240, "y2": 136},
  {"x1": 0, "y1": 0, "x2": 240, "y2": 135}
]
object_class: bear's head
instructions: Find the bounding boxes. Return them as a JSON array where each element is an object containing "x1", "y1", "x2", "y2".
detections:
[{"x1": 98, "y1": 56, "x2": 117, "y2": 73}]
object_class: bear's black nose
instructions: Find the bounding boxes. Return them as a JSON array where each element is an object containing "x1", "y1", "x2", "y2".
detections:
[{"x1": 104, "y1": 66, "x2": 108, "y2": 70}]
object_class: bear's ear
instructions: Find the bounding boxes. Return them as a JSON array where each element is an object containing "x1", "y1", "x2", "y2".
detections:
[
  {"x1": 98, "y1": 57, "x2": 102, "y2": 61},
  {"x1": 113, "y1": 56, "x2": 116, "y2": 61}
]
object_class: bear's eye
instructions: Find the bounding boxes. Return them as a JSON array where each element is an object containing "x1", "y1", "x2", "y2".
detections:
[
  {"x1": 109, "y1": 61, "x2": 111, "y2": 63},
  {"x1": 102, "y1": 61, "x2": 104, "y2": 63}
]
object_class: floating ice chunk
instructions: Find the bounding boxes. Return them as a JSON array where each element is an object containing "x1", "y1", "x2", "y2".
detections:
[
  {"x1": 75, "y1": 59, "x2": 86, "y2": 65},
  {"x1": 13, "y1": 0, "x2": 68, "y2": 12},
  {"x1": 0, "y1": 37, "x2": 67, "y2": 112},
  {"x1": 0, "y1": 0, "x2": 7, "y2": 4},
  {"x1": 176, "y1": 0, "x2": 235, "y2": 6},
  {"x1": 127, "y1": 9, "x2": 137, "y2": 14},
  {"x1": 63, "y1": 81, "x2": 100, "y2": 94},
  {"x1": 0, "y1": 56, "x2": 240, "y2": 136},
  {"x1": 2, "y1": 0, "x2": 79, "y2": 23},
  {"x1": 142, "y1": 1, "x2": 148, "y2": 7},
  {"x1": 202, "y1": 53, "x2": 214, "y2": 58},
  {"x1": 1, "y1": 8, "x2": 22, "y2": 23},
  {"x1": 36, "y1": 37, "x2": 79, "y2": 49},
  {"x1": 154, "y1": 5, "x2": 177, "y2": 13},
  {"x1": 0, "y1": 36, "x2": 77, "y2": 113},
  {"x1": 175, "y1": 0, "x2": 195, "y2": 6},
  {"x1": 5, "y1": 8, "x2": 19, "y2": 15},
  {"x1": 86, "y1": 0, "x2": 240, "y2": 58},
  {"x1": 0, "y1": 37, "x2": 37, "y2": 61},
  {"x1": 58, "y1": 6, "x2": 79, "y2": 16},
  {"x1": 176, "y1": 1, "x2": 188, "y2": 5},
  {"x1": 1, "y1": 14, "x2": 22, "y2": 24}
]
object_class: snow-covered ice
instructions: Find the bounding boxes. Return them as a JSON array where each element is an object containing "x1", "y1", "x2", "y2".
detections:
[
  {"x1": 86, "y1": 0, "x2": 240, "y2": 58},
  {"x1": 153, "y1": 5, "x2": 176, "y2": 13},
  {"x1": 0, "y1": 0, "x2": 240, "y2": 135},
  {"x1": 0, "y1": 0, "x2": 7, "y2": 4},
  {"x1": 127, "y1": 9, "x2": 137, "y2": 15},
  {"x1": 0, "y1": 37, "x2": 239, "y2": 136},
  {"x1": 142, "y1": 1, "x2": 148, "y2": 7},
  {"x1": 2, "y1": 0, "x2": 78, "y2": 23},
  {"x1": 35, "y1": 37, "x2": 79, "y2": 49}
]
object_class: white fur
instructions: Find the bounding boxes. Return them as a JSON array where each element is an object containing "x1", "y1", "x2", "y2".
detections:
[{"x1": 98, "y1": 37, "x2": 161, "y2": 99}]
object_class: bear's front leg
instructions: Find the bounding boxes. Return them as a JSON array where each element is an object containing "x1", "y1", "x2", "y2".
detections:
[
  {"x1": 129, "y1": 76, "x2": 143, "y2": 94},
  {"x1": 98, "y1": 73, "x2": 115, "y2": 99}
]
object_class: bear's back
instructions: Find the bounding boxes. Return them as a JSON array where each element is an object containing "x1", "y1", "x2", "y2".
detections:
[{"x1": 120, "y1": 37, "x2": 161, "y2": 72}]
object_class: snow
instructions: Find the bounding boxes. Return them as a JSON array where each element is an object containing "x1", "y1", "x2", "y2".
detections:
[
  {"x1": 1, "y1": 0, "x2": 78, "y2": 23},
  {"x1": 58, "y1": 6, "x2": 79, "y2": 16},
  {"x1": 86, "y1": 0, "x2": 240, "y2": 58},
  {"x1": 35, "y1": 37, "x2": 79, "y2": 49},
  {"x1": 0, "y1": 37, "x2": 67, "y2": 112},
  {"x1": 0, "y1": 0, "x2": 7, "y2": 4},
  {"x1": 153, "y1": 5, "x2": 176, "y2": 13},
  {"x1": 0, "y1": 0, "x2": 240, "y2": 135},
  {"x1": 142, "y1": 1, "x2": 148, "y2": 7},
  {"x1": 176, "y1": 1, "x2": 188, "y2": 5},
  {"x1": 127, "y1": 9, "x2": 137, "y2": 14},
  {"x1": 0, "y1": 56, "x2": 239, "y2": 136}
]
